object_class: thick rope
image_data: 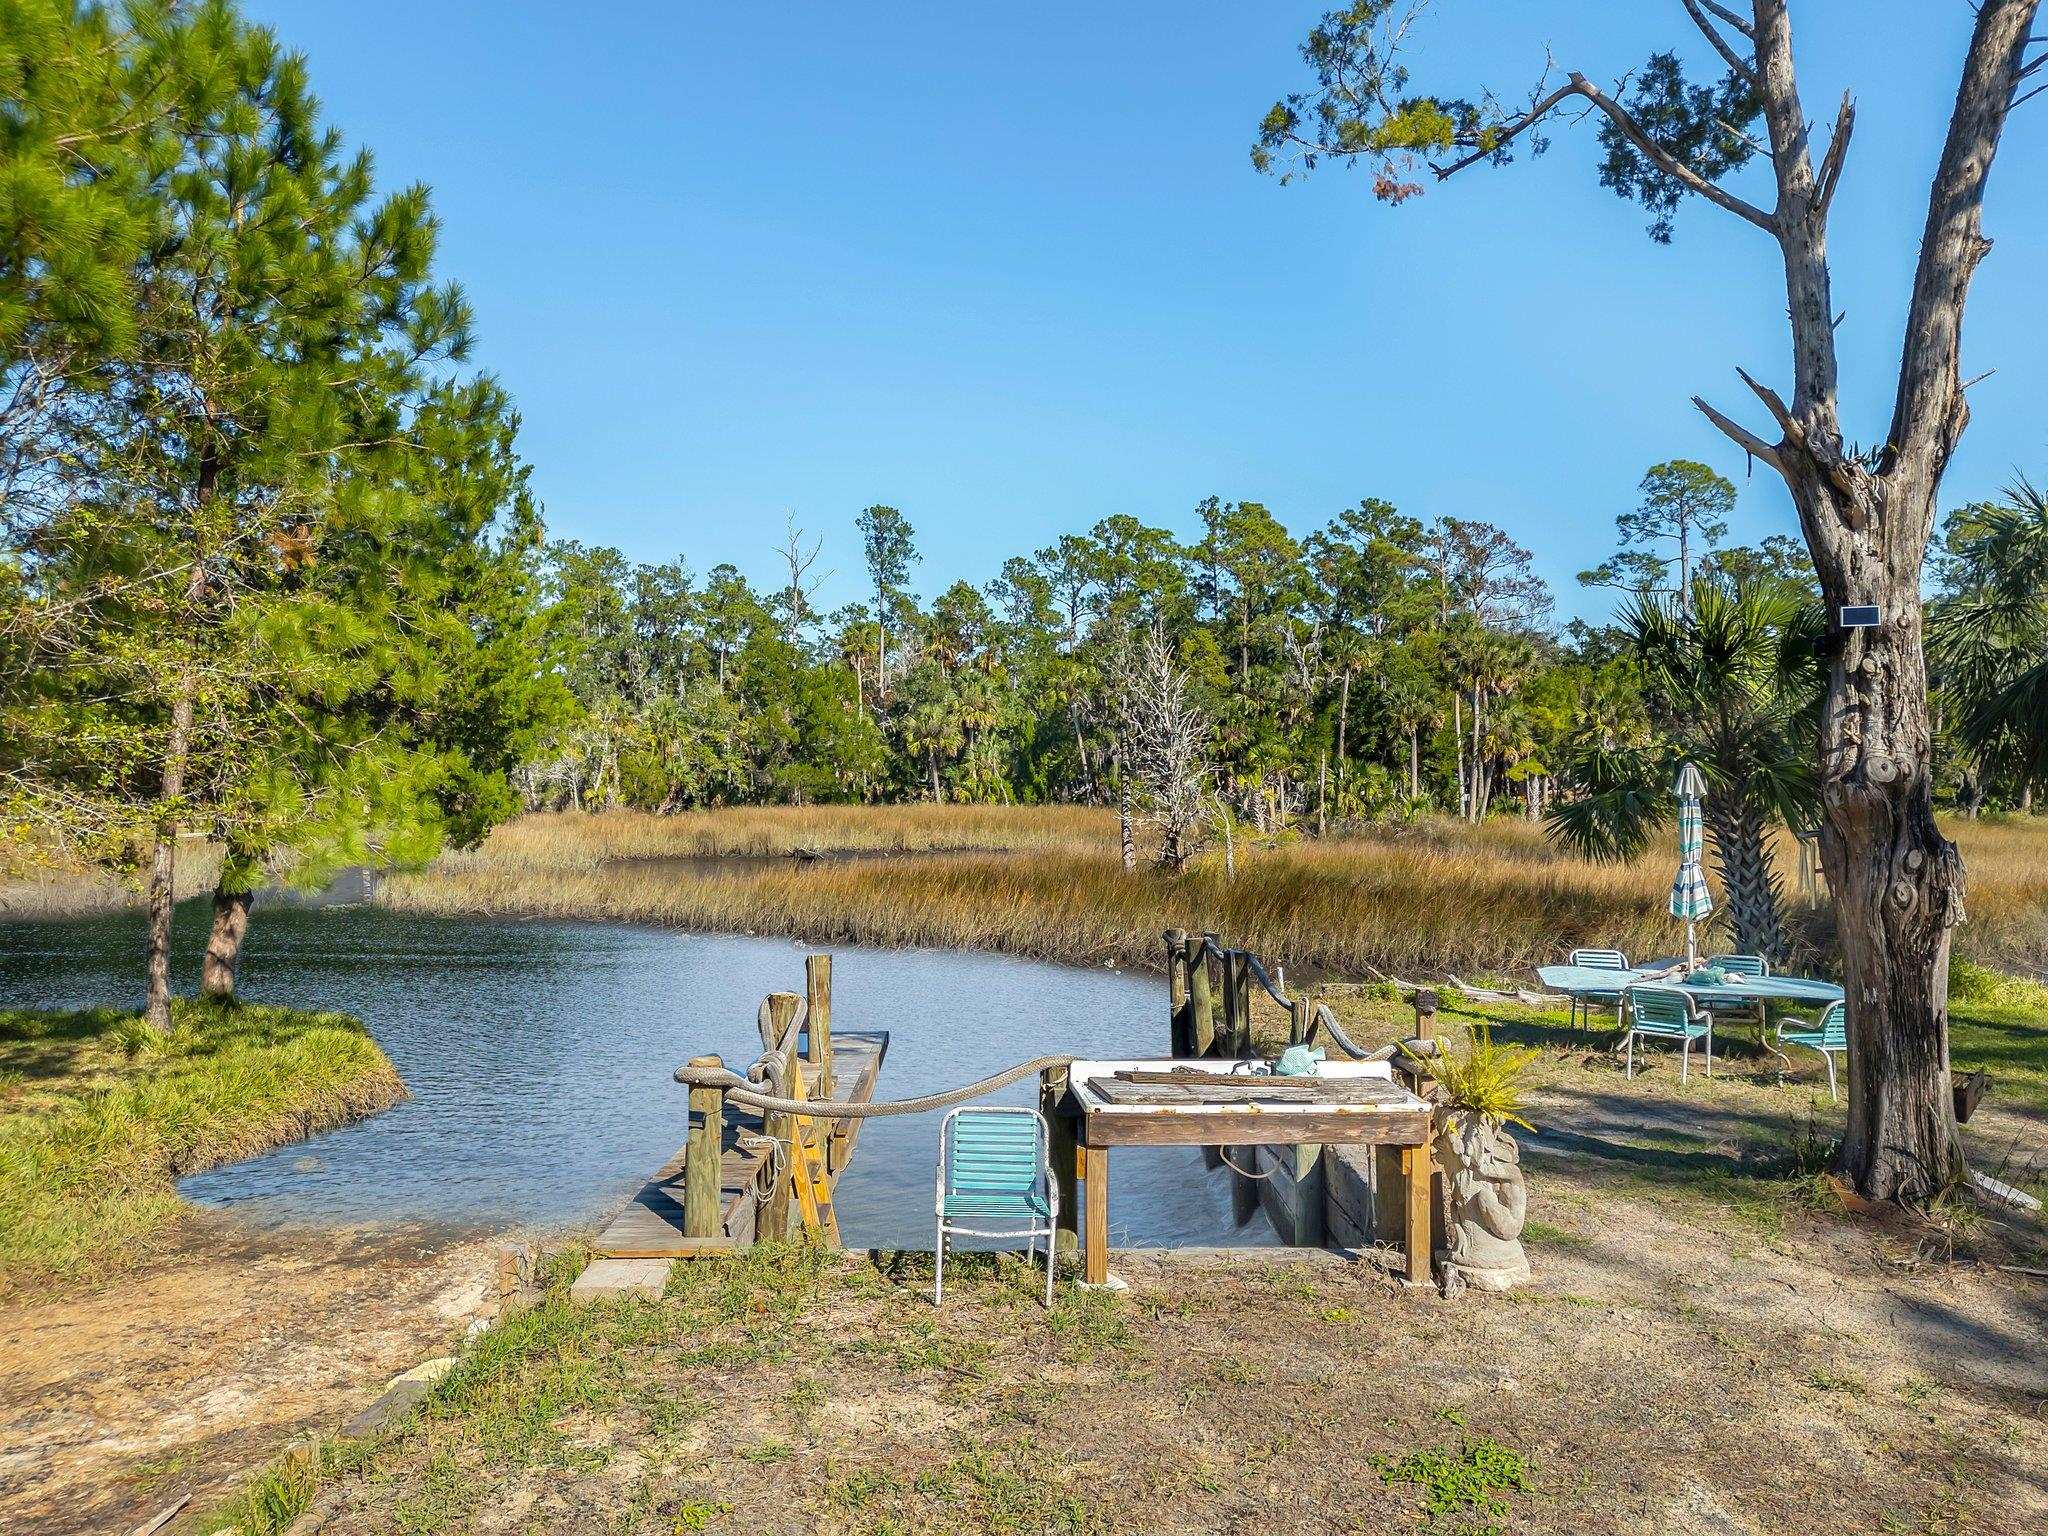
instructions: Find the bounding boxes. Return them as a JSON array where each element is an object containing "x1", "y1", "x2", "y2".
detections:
[{"x1": 675, "y1": 1054, "x2": 1076, "y2": 1118}]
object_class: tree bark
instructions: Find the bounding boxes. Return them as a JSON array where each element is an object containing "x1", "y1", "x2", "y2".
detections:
[
  {"x1": 200, "y1": 884, "x2": 255, "y2": 999},
  {"x1": 142, "y1": 676, "x2": 192, "y2": 1033},
  {"x1": 1705, "y1": 798, "x2": 1787, "y2": 963},
  {"x1": 1119, "y1": 774, "x2": 1136, "y2": 872},
  {"x1": 1676, "y1": 0, "x2": 2037, "y2": 1202},
  {"x1": 144, "y1": 548, "x2": 211, "y2": 1034}
]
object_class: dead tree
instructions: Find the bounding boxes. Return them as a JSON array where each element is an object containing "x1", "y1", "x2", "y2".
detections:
[
  {"x1": 1112, "y1": 623, "x2": 1210, "y2": 873},
  {"x1": 1258, "y1": 0, "x2": 2043, "y2": 1202}
]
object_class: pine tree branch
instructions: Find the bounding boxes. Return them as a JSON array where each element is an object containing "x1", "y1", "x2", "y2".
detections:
[{"x1": 1434, "y1": 74, "x2": 1778, "y2": 235}]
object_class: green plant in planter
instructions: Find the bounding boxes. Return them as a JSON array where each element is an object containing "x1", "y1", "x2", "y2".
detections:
[{"x1": 1428, "y1": 1022, "x2": 1538, "y2": 1133}]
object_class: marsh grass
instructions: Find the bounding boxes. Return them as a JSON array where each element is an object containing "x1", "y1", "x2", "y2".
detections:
[
  {"x1": 382, "y1": 806, "x2": 2048, "y2": 979},
  {"x1": 0, "y1": 1000, "x2": 404, "y2": 1289}
]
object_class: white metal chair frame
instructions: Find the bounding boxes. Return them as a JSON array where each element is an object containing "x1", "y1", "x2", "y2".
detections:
[{"x1": 933, "y1": 1105, "x2": 1059, "y2": 1308}]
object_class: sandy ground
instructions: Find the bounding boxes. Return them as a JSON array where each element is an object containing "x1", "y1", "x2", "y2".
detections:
[
  {"x1": 0, "y1": 1215, "x2": 505, "y2": 1535},
  {"x1": 282, "y1": 1189, "x2": 2048, "y2": 1536}
]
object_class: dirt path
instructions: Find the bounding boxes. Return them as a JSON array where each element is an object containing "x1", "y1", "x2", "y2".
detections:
[{"x1": 0, "y1": 1215, "x2": 506, "y2": 1535}]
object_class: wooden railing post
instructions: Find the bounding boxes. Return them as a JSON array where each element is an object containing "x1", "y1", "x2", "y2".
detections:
[
  {"x1": 1289, "y1": 995, "x2": 1310, "y2": 1047},
  {"x1": 1164, "y1": 929, "x2": 1189, "y2": 1055},
  {"x1": 1222, "y1": 950, "x2": 1252, "y2": 1058},
  {"x1": 1040, "y1": 1065, "x2": 1079, "y2": 1259},
  {"x1": 1219, "y1": 950, "x2": 1239, "y2": 1057},
  {"x1": 1188, "y1": 934, "x2": 1215, "y2": 1057},
  {"x1": 683, "y1": 1054, "x2": 726, "y2": 1239},
  {"x1": 805, "y1": 953, "x2": 834, "y2": 1097},
  {"x1": 760, "y1": 992, "x2": 802, "y2": 1240}
]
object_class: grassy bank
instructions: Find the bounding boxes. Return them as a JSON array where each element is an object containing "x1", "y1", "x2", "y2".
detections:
[
  {"x1": 381, "y1": 807, "x2": 2048, "y2": 979},
  {"x1": 0, "y1": 1000, "x2": 405, "y2": 1291}
]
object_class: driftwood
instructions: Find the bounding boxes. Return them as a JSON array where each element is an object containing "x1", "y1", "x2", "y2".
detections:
[{"x1": 129, "y1": 1496, "x2": 190, "y2": 1536}]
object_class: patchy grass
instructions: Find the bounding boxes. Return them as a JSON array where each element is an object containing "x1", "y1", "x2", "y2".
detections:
[
  {"x1": 204, "y1": 1223, "x2": 2046, "y2": 1536},
  {"x1": 381, "y1": 807, "x2": 2048, "y2": 979},
  {"x1": 0, "y1": 1000, "x2": 404, "y2": 1291}
]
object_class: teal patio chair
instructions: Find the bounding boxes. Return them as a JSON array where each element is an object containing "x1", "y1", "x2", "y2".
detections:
[
  {"x1": 934, "y1": 1106, "x2": 1058, "y2": 1307},
  {"x1": 1624, "y1": 984, "x2": 1713, "y2": 1083},
  {"x1": 1702, "y1": 953, "x2": 1770, "y2": 1028},
  {"x1": 1568, "y1": 948, "x2": 1631, "y2": 1036},
  {"x1": 1776, "y1": 1000, "x2": 1847, "y2": 1101}
]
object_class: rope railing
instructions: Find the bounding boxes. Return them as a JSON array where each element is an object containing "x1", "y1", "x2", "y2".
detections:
[{"x1": 676, "y1": 1054, "x2": 1076, "y2": 1119}]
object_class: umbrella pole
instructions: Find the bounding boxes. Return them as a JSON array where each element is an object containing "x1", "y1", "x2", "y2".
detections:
[{"x1": 1687, "y1": 921, "x2": 1696, "y2": 969}]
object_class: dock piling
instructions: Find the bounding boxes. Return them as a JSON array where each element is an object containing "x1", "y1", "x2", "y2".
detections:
[
  {"x1": 760, "y1": 992, "x2": 802, "y2": 1239},
  {"x1": 1040, "y1": 1064, "x2": 1079, "y2": 1258},
  {"x1": 683, "y1": 1054, "x2": 726, "y2": 1239},
  {"x1": 1189, "y1": 934, "x2": 1215, "y2": 1056},
  {"x1": 805, "y1": 953, "x2": 835, "y2": 1099},
  {"x1": 1164, "y1": 930, "x2": 1189, "y2": 1055}
]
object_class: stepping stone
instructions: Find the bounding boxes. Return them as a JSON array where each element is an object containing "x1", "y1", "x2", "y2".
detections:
[{"x1": 569, "y1": 1257, "x2": 672, "y2": 1302}]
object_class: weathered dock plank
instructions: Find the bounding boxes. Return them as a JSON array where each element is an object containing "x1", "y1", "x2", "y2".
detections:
[{"x1": 593, "y1": 1030, "x2": 887, "y2": 1259}]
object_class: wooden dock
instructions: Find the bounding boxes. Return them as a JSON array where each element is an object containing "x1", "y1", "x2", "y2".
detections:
[{"x1": 592, "y1": 1029, "x2": 888, "y2": 1259}]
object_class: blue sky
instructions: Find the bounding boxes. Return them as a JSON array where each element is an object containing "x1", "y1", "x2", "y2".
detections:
[{"x1": 250, "y1": 2, "x2": 2045, "y2": 623}]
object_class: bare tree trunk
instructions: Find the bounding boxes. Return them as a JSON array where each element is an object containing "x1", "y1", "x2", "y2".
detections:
[
  {"x1": 142, "y1": 674, "x2": 193, "y2": 1033},
  {"x1": 1119, "y1": 774, "x2": 1136, "y2": 873},
  {"x1": 144, "y1": 551, "x2": 210, "y2": 1034},
  {"x1": 1408, "y1": 725, "x2": 1420, "y2": 801},
  {"x1": 201, "y1": 886, "x2": 255, "y2": 999},
  {"x1": 1335, "y1": 667, "x2": 1351, "y2": 771},
  {"x1": 1316, "y1": 750, "x2": 1328, "y2": 837},
  {"x1": 1452, "y1": 691, "x2": 1465, "y2": 818},
  {"x1": 1069, "y1": 698, "x2": 1096, "y2": 802},
  {"x1": 1680, "y1": 0, "x2": 2038, "y2": 1201}
]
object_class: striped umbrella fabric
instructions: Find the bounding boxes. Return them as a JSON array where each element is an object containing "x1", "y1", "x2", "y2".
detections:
[{"x1": 1670, "y1": 763, "x2": 1712, "y2": 964}]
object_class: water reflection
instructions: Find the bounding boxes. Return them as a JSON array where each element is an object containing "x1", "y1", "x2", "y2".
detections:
[{"x1": 0, "y1": 905, "x2": 1271, "y2": 1250}]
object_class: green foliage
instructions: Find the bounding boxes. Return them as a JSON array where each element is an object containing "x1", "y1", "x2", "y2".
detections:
[
  {"x1": 1375, "y1": 1426, "x2": 1534, "y2": 1533},
  {"x1": 1595, "y1": 52, "x2": 1761, "y2": 243},
  {"x1": 1930, "y1": 478, "x2": 2048, "y2": 794},
  {"x1": 1427, "y1": 1020, "x2": 1537, "y2": 1131}
]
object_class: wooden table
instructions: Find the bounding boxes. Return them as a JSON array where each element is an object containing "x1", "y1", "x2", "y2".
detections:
[{"x1": 1061, "y1": 1058, "x2": 1436, "y2": 1286}]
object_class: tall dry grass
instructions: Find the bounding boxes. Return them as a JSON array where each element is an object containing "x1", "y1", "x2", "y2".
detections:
[
  {"x1": 444, "y1": 805, "x2": 1118, "y2": 869},
  {"x1": 382, "y1": 805, "x2": 2048, "y2": 980}
]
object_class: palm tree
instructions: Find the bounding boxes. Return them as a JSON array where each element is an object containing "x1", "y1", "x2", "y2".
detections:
[
  {"x1": 1547, "y1": 575, "x2": 1820, "y2": 962},
  {"x1": 1929, "y1": 477, "x2": 2048, "y2": 804}
]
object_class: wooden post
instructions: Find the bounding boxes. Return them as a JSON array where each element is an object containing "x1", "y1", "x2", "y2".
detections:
[
  {"x1": 683, "y1": 1054, "x2": 726, "y2": 1239},
  {"x1": 1041, "y1": 1066, "x2": 1079, "y2": 1258},
  {"x1": 1188, "y1": 935, "x2": 1215, "y2": 1058},
  {"x1": 1226, "y1": 951, "x2": 1253, "y2": 1058},
  {"x1": 1082, "y1": 1145, "x2": 1109, "y2": 1285},
  {"x1": 1401, "y1": 1138, "x2": 1435, "y2": 1288},
  {"x1": 1289, "y1": 996, "x2": 1310, "y2": 1047},
  {"x1": 805, "y1": 953, "x2": 834, "y2": 1097},
  {"x1": 1220, "y1": 949, "x2": 1242, "y2": 1059},
  {"x1": 1164, "y1": 929, "x2": 1189, "y2": 1055},
  {"x1": 760, "y1": 992, "x2": 801, "y2": 1240}
]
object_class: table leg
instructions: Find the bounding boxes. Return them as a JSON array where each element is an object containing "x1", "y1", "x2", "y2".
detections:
[
  {"x1": 1083, "y1": 1146, "x2": 1109, "y2": 1286},
  {"x1": 1401, "y1": 1141, "x2": 1433, "y2": 1288}
]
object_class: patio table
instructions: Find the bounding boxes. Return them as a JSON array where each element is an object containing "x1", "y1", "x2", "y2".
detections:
[{"x1": 1537, "y1": 964, "x2": 1843, "y2": 1065}]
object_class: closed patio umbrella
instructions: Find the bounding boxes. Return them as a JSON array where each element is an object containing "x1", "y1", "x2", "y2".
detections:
[{"x1": 1670, "y1": 762, "x2": 1713, "y2": 968}]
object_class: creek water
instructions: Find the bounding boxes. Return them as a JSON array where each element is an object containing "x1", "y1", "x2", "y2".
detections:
[{"x1": 0, "y1": 904, "x2": 1273, "y2": 1251}]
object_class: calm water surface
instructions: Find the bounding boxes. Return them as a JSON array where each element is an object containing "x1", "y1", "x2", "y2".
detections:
[{"x1": 0, "y1": 905, "x2": 1271, "y2": 1250}]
